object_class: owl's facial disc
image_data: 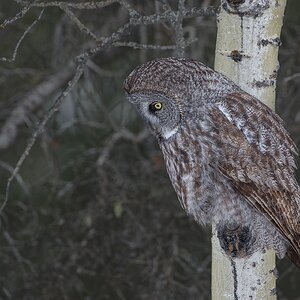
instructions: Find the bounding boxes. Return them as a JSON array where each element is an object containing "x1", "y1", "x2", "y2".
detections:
[{"x1": 128, "y1": 93, "x2": 181, "y2": 141}]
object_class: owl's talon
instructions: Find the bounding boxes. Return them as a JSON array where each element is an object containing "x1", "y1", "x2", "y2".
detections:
[{"x1": 217, "y1": 224, "x2": 253, "y2": 258}]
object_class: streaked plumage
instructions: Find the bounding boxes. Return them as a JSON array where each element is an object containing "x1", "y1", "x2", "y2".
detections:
[{"x1": 123, "y1": 57, "x2": 300, "y2": 268}]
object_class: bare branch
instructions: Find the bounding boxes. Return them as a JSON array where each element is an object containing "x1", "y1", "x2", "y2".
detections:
[
  {"x1": 0, "y1": 66, "x2": 74, "y2": 150},
  {"x1": 173, "y1": 0, "x2": 186, "y2": 57},
  {"x1": 77, "y1": 8, "x2": 200, "y2": 61},
  {"x1": 283, "y1": 72, "x2": 300, "y2": 83},
  {"x1": 97, "y1": 131, "x2": 124, "y2": 167},
  {"x1": 60, "y1": 5, "x2": 98, "y2": 41},
  {"x1": 0, "y1": 62, "x2": 85, "y2": 213},
  {"x1": 79, "y1": 5, "x2": 210, "y2": 60},
  {"x1": 182, "y1": 6, "x2": 216, "y2": 18},
  {"x1": 0, "y1": 9, "x2": 45, "y2": 63},
  {"x1": 113, "y1": 41, "x2": 177, "y2": 50},
  {"x1": 0, "y1": 4, "x2": 31, "y2": 28},
  {"x1": 113, "y1": 39, "x2": 197, "y2": 50},
  {"x1": 13, "y1": 0, "x2": 118, "y2": 9},
  {"x1": 97, "y1": 129, "x2": 148, "y2": 167},
  {"x1": 86, "y1": 60, "x2": 123, "y2": 77},
  {"x1": 77, "y1": 22, "x2": 133, "y2": 61},
  {"x1": 0, "y1": 160, "x2": 29, "y2": 195},
  {"x1": 116, "y1": 0, "x2": 140, "y2": 17}
]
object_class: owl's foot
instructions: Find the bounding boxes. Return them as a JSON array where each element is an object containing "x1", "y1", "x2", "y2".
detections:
[{"x1": 217, "y1": 224, "x2": 253, "y2": 258}]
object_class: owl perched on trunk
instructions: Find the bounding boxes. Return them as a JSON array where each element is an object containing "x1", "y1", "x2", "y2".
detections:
[{"x1": 123, "y1": 57, "x2": 300, "y2": 268}]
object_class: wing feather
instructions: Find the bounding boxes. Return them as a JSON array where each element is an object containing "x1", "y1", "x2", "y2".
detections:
[{"x1": 210, "y1": 92, "x2": 300, "y2": 263}]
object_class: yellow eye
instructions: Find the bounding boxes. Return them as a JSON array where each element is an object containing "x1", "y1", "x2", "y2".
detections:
[
  {"x1": 149, "y1": 101, "x2": 162, "y2": 112},
  {"x1": 155, "y1": 102, "x2": 162, "y2": 110}
]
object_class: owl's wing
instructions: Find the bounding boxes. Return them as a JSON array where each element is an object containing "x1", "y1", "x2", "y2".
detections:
[{"x1": 210, "y1": 91, "x2": 300, "y2": 266}]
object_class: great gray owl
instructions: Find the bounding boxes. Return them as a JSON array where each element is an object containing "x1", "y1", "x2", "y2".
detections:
[{"x1": 123, "y1": 57, "x2": 300, "y2": 268}]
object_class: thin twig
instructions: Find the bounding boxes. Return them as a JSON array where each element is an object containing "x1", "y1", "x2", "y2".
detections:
[
  {"x1": 182, "y1": 6, "x2": 216, "y2": 18},
  {"x1": 173, "y1": 0, "x2": 186, "y2": 57},
  {"x1": 97, "y1": 129, "x2": 148, "y2": 167},
  {"x1": 283, "y1": 72, "x2": 300, "y2": 83},
  {"x1": 97, "y1": 132, "x2": 124, "y2": 167},
  {"x1": 86, "y1": 60, "x2": 123, "y2": 77},
  {"x1": 3, "y1": 231, "x2": 24, "y2": 263},
  {"x1": 113, "y1": 41, "x2": 177, "y2": 50},
  {"x1": 0, "y1": 9, "x2": 45, "y2": 63},
  {"x1": 116, "y1": 0, "x2": 140, "y2": 17},
  {"x1": 77, "y1": 22, "x2": 133, "y2": 61},
  {"x1": 0, "y1": 4, "x2": 31, "y2": 28},
  {"x1": 0, "y1": 161, "x2": 29, "y2": 195},
  {"x1": 113, "y1": 39, "x2": 197, "y2": 50},
  {"x1": 60, "y1": 5, "x2": 98, "y2": 41},
  {"x1": 77, "y1": 10, "x2": 177, "y2": 61}
]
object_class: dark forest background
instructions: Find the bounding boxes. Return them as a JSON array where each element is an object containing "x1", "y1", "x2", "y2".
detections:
[{"x1": 0, "y1": 0, "x2": 299, "y2": 299}]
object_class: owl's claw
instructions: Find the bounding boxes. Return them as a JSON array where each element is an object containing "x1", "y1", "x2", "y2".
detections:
[{"x1": 217, "y1": 224, "x2": 254, "y2": 258}]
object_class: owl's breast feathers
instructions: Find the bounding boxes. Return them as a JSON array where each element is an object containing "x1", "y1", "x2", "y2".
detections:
[{"x1": 210, "y1": 91, "x2": 300, "y2": 268}]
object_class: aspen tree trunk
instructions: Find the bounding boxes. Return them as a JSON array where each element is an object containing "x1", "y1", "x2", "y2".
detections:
[{"x1": 212, "y1": 0, "x2": 287, "y2": 299}]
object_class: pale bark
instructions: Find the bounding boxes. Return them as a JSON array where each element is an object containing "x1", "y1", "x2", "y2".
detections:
[{"x1": 212, "y1": 0, "x2": 287, "y2": 299}]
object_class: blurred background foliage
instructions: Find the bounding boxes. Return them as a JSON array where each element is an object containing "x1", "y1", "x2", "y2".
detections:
[{"x1": 0, "y1": 0, "x2": 299, "y2": 299}]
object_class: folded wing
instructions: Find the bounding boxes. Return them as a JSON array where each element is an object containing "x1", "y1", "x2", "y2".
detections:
[{"x1": 210, "y1": 91, "x2": 300, "y2": 268}]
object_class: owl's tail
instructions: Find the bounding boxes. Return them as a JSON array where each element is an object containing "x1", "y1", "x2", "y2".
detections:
[{"x1": 287, "y1": 247, "x2": 300, "y2": 269}]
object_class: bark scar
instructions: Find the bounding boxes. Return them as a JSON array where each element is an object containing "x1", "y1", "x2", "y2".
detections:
[
  {"x1": 257, "y1": 37, "x2": 282, "y2": 47},
  {"x1": 222, "y1": 0, "x2": 270, "y2": 17},
  {"x1": 231, "y1": 259, "x2": 238, "y2": 300}
]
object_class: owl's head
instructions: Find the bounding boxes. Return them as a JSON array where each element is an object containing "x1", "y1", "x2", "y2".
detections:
[
  {"x1": 123, "y1": 57, "x2": 237, "y2": 140},
  {"x1": 125, "y1": 90, "x2": 182, "y2": 140}
]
